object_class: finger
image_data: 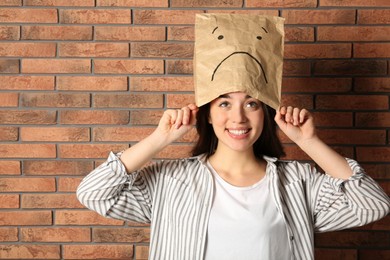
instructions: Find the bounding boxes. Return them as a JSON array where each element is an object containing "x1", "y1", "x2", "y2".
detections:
[
  {"x1": 299, "y1": 108, "x2": 309, "y2": 123},
  {"x1": 285, "y1": 106, "x2": 294, "y2": 123},
  {"x1": 293, "y1": 107, "x2": 300, "y2": 126},
  {"x1": 181, "y1": 106, "x2": 191, "y2": 125},
  {"x1": 175, "y1": 109, "x2": 183, "y2": 129}
]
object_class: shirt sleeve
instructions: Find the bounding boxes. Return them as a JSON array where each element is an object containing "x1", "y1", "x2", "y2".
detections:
[
  {"x1": 76, "y1": 151, "x2": 157, "y2": 223},
  {"x1": 309, "y1": 158, "x2": 390, "y2": 232}
]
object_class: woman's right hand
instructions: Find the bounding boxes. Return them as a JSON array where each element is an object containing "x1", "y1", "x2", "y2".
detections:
[{"x1": 154, "y1": 103, "x2": 199, "y2": 145}]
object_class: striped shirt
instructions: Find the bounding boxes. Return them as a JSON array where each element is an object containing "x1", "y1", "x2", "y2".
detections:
[{"x1": 77, "y1": 152, "x2": 390, "y2": 260}]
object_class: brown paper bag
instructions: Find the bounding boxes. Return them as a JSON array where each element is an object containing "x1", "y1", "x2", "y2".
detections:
[{"x1": 194, "y1": 13, "x2": 285, "y2": 109}]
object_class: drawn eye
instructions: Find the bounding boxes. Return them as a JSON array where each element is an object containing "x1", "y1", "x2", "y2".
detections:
[
  {"x1": 218, "y1": 35, "x2": 224, "y2": 40},
  {"x1": 256, "y1": 36, "x2": 262, "y2": 40}
]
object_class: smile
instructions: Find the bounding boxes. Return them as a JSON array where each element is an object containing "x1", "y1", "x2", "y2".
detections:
[{"x1": 227, "y1": 129, "x2": 250, "y2": 136}]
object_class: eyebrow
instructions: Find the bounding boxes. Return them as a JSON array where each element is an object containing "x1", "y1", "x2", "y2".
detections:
[
  {"x1": 219, "y1": 94, "x2": 252, "y2": 99},
  {"x1": 212, "y1": 26, "x2": 218, "y2": 34}
]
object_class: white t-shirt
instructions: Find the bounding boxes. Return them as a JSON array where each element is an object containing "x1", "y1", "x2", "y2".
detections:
[{"x1": 204, "y1": 161, "x2": 291, "y2": 260}]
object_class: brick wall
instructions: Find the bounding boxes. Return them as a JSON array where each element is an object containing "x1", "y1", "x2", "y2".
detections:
[{"x1": 0, "y1": 0, "x2": 389, "y2": 259}]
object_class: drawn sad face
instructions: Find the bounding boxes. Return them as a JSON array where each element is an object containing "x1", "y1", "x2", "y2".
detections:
[{"x1": 210, "y1": 25, "x2": 269, "y2": 85}]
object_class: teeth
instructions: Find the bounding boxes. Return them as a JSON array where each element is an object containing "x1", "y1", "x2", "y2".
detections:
[{"x1": 228, "y1": 129, "x2": 249, "y2": 135}]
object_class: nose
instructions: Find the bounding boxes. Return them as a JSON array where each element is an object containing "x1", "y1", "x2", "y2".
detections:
[{"x1": 230, "y1": 106, "x2": 247, "y2": 123}]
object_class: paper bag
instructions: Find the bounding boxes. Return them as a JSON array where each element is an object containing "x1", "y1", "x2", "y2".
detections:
[{"x1": 194, "y1": 14, "x2": 285, "y2": 109}]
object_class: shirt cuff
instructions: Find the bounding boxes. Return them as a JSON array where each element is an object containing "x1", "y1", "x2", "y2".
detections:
[
  {"x1": 105, "y1": 151, "x2": 139, "y2": 186},
  {"x1": 326, "y1": 158, "x2": 365, "y2": 192}
]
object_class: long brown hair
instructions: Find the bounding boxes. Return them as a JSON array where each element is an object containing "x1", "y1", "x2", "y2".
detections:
[{"x1": 192, "y1": 102, "x2": 285, "y2": 159}]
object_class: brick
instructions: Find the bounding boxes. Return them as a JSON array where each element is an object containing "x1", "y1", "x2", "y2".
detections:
[
  {"x1": 94, "y1": 94, "x2": 163, "y2": 108},
  {"x1": 60, "y1": 9, "x2": 131, "y2": 24},
  {"x1": 284, "y1": 44, "x2": 351, "y2": 59},
  {"x1": 282, "y1": 78, "x2": 352, "y2": 93},
  {"x1": 0, "y1": 195, "x2": 19, "y2": 208},
  {"x1": 354, "y1": 43, "x2": 390, "y2": 58},
  {"x1": 360, "y1": 250, "x2": 390, "y2": 260},
  {"x1": 0, "y1": 144, "x2": 56, "y2": 158},
  {"x1": 60, "y1": 110, "x2": 129, "y2": 125},
  {"x1": 24, "y1": 0, "x2": 95, "y2": 6},
  {"x1": 282, "y1": 94, "x2": 313, "y2": 109},
  {"x1": 311, "y1": 112, "x2": 353, "y2": 127},
  {"x1": 94, "y1": 59, "x2": 163, "y2": 74},
  {"x1": 313, "y1": 60, "x2": 387, "y2": 76},
  {"x1": 0, "y1": 25, "x2": 19, "y2": 40},
  {"x1": 21, "y1": 127, "x2": 90, "y2": 142},
  {"x1": 97, "y1": 0, "x2": 168, "y2": 7},
  {"x1": 283, "y1": 60, "x2": 311, "y2": 76},
  {"x1": 0, "y1": 211, "x2": 52, "y2": 225},
  {"x1": 131, "y1": 42, "x2": 193, "y2": 58},
  {"x1": 0, "y1": 0, "x2": 21, "y2": 6},
  {"x1": 94, "y1": 127, "x2": 153, "y2": 142},
  {"x1": 130, "y1": 77, "x2": 193, "y2": 91},
  {"x1": 0, "y1": 8, "x2": 57, "y2": 23},
  {"x1": 0, "y1": 110, "x2": 56, "y2": 124},
  {"x1": 357, "y1": 147, "x2": 390, "y2": 162},
  {"x1": 247, "y1": 0, "x2": 316, "y2": 7},
  {"x1": 285, "y1": 27, "x2": 314, "y2": 42},
  {"x1": 58, "y1": 177, "x2": 82, "y2": 192},
  {"x1": 0, "y1": 161, "x2": 20, "y2": 175},
  {"x1": 63, "y1": 244, "x2": 133, "y2": 259},
  {"x1": 356, "y1": 113, "x2": 390, "y2": 128},
  {"x1": 168, "y1": 26, "x2": 194, "y2": 41},
  {"x1": 314, "y1": 248, "x2": 357, "y2": 260},
  {"x1": 22, "y1": 25, "x2": 92, "y2": 40},
  {"x1": 59, "y1": 144, "x2": 128, "y2": 159},
  {"x1": 24, "y1": 160, "x2": 93, "y2": 176},
  {"x1": 315, "y1": 231, "x2": 390, "y2": 247},
  {"x1": 0, "y1": 93, "x2": 18, "y2": 107},
  {"x1": 22, "y1": 59, "x2": 91, "y2": 74},
  {"x1": 156, "y1": 144, "x2": 193, "y2": 159},
  {"x1": 57, "y1": 76, "x2": 128, "y2": 91},
  {"x1": 316, "y1": 95, "x2": 388, "y2": 110},
  {"x1": 55, "y1": 210, "x2": 124, "y2": 225},
  {"x1": 172, "y1": 0, "x2": 241, "y2": 7},
  {"x1": 0, "y1": 43, "x2": 55, "y2": 57},
  {"x1": 0, "y1": 228, "x2": 18, "y2": 241},
  {"x1": 355, "y1": 77, "x2": 390, "y2": 92},
  {"x1": 21, "y1": 93, "x2": 90, "y2": 108},
  {"x1": 166, "y1": 93, "x2": 195, "y2": 108},
  {"x1": 96, "y1": 26, "x2": 165, "y2": 41},
  {"x1": 133, "y1": 10, "x2": 200, "y2": 24},
  {"x1": 59, "y1": 43, "x2": 129, "y2": 57},
  {"x1": 0, "y1": 76, "x2": 54, "y2": 90},
  {"x1": 93, "y1": 227, "x2": 150, "y2": 242},
  {"x1": 283, "y1": 10, "x2": 355, "y2": 24},
  {"x1": 0, "y1": 177, "x2": 55, "y2": 192},
  {"x1": 320, "y1": 0, "x2": 390, "y2": 7},
  {"x1": 136, "y1": 246, "x2": 149, "y2": 260},
  {"x1": 206, "y1": 9, "x2": 278, "y2": 15},
  {"x1": 358, "y1": 10, "x2": 390, "y2": 24},
  {"x1": 0, "y1": 60, "x2": 19, "y2": 73},
  {"x1": 22, "y1": 194, "x2": 83, "y2": 209},
  {"x1": 0, "y1": 245, "x2": 60, "y2": 259},
  {"x1": 361, "y1": 164, "x2": 390, "y2": 179},
  {"x1": 166, "y1": 60, "x2": 193, "y2": 74},
  {"x1": 318, "y1": 26, "x2": 390, "y2": 41},
  {"x1": 21, "y1": 227, "x2": 90, "y2": 242},
  {"x1": 317, "y1": 129, "x2": 386, "y2": 145},
  {"x1": 130, "y1": 110, "x2": 163, "y2": 125}
]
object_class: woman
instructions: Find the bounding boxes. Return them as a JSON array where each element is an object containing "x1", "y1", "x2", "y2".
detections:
[{"x1": 77, "y1": 92, "x2": 390, "y2": 260}]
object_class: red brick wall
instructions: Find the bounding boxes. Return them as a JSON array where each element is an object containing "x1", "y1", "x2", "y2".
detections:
[{"x1": 0, "y1": 0, "x2": 389, "y2": 259}]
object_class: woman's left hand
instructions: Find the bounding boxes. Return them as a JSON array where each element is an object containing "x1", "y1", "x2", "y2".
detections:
[{"x1": 274, "y1": 106, "x2": 317, "y2": 145}]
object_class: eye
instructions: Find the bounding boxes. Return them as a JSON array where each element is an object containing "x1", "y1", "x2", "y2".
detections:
[
  {"x1": 218, "y1": 35, "x2": 224, "y2": 40},
  {"x1": 218, "y1": 101, "x2": 229, "y2": 108},
  {"x1": 246, "y1": 101, "x2": 260, "y2": 109},
  {"x1": 256, "y1": 36, "x2": 262, "y2": 40}
]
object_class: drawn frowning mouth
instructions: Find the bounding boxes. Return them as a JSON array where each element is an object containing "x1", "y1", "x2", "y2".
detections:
[{"x1": 211, "y1": 51, "x2": 268, "y2": 84}]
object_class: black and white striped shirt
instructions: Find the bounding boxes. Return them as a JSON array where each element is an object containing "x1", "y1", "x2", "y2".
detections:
[{"x1": 77, "y1": 152, "x2": 390, "y2": 260}]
